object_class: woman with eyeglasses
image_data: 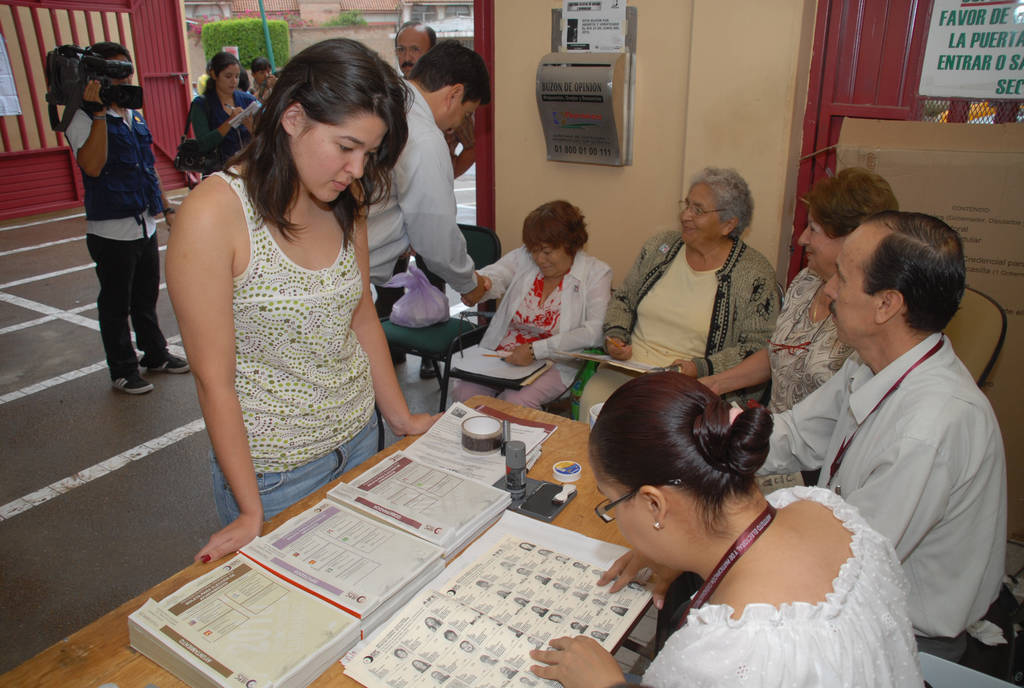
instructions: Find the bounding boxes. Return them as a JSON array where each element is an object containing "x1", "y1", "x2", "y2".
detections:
[
  {"x1": 579, "y1": 167, "x2": 779, "y2": 419},
  {"x1": 699, "y1": 168, "x2": 898, "y2": 413},
  {"x1": 530, "y1": 373, "x2": 921, "y2": 687}
]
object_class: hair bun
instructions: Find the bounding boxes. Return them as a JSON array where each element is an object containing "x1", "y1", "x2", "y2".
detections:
[{"x1": 692, "y1": 399, "x2": 772, "y2": 477}]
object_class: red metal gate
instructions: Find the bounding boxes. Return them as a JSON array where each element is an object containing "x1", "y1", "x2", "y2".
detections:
[{"x1": 0, "y1": 0, "x2": 190, "y2": 221}]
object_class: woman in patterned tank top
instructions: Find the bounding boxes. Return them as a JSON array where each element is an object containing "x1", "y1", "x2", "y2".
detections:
[{"x1": 168, "y1": 39, "x2": 438, "y2": 565}]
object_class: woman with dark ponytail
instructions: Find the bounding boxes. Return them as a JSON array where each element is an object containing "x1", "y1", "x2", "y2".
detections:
[{"x1": 530, "y1": 373, "x2": 921, "y2": 687}]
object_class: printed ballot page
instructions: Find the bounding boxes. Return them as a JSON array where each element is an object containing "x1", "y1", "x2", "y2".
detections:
[
  {"x1": 327, "y1": 452, "x2": 510, "y2": 553},
  {"x1": 240, "y1": 500, "x2": 444, "y2": 619},
  {"x1": 346, "y1": 590, "x2": 558, "y2": 688},
  {"x1": 345, "y1": 534, "x2": 651, "y2": 688},
  {"x1": 404, "y1": 403, "x2": 551, "y2": 485},
  {"x1": 129, "y1": 556, "x2": 359, "y2": 688}
]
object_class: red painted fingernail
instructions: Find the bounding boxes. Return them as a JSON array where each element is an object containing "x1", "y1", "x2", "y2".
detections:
[{"x1": 201, "y1": 554, "x2": 211, "y2": 563}]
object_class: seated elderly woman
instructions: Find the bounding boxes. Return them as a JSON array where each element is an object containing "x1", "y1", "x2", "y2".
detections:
[
  {"x1": 529, "y1": 373, "x2": 922, "y2": 688},
  {"x1": 579, "y1": 167, "x2": 779, "y2": 417},
  {"x1": 700, "y1": 167, "x2": 898, "y2": 412},
  {"x1": 455, "y1": 200, "x2": 612, "y2": 408}
]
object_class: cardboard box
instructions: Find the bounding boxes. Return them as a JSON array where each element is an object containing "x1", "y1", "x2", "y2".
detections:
[{"x1": 837, "y1": 119, "x2": 1024, "y2": 538}]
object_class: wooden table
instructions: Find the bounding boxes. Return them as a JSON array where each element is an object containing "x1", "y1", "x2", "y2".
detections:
[{"x1": 3, "y1": 397, "x2": 627, "y2": 687}]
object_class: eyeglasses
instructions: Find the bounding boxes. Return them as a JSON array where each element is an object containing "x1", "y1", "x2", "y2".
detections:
[
  {"x1": 594, "y1": 479, "x2": 682, "y2": 523},
  {"x1": 678, "y1": 199, "x2": 724, "y2": 218},
  {"x1": 594, "y1": 489, "x2": 638, "y2": 523}
]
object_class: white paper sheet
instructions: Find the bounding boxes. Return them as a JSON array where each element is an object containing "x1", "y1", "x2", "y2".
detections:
[
  {"x1": 240, "y1": 500, "x2": 443, "y2": 619},
  {"x1": 451, "y1": 345, "x2": 547, "y2": 381},
  {"x1": 326, "y1": 451, "x2": 510, "y2": 555},
  {"x1": 404, "y1": 403, "x2": 550, "y2": 485}
]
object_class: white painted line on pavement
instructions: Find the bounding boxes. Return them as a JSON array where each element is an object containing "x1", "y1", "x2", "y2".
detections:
[
  {"x1": 0, "y1": 292, "x2": 100, "y2": 330},
  {"x1": 0, "y1": 236, "x2": 85, "y2": 257},
  {"x1": 0, "y1": 263, "x2": 95, "y2": 289},
  {"x1": 0, "y1": 211, "x2": 86, "y2": 231},
  {"x1": 0, "y1": 303, "x2": 95, "y2": 336},
  {"x1": 0, "y1": 244, "x2": 166, "y2": 289},
  {"x1": 0, "y1": 340, "x2": 184, "y2": 406},
  {"x1": 0, "y1": 417, "x2": 207, "y2": 521}
]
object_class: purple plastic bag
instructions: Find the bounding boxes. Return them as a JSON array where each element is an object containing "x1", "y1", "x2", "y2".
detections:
[{"x1": 382, "y1": 263, "x2": 449, "y2": 328}]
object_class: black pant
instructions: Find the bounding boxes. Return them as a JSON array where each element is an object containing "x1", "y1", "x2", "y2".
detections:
[{"x1": 86, "y1": 233, "x2": 169, "y2": 379}]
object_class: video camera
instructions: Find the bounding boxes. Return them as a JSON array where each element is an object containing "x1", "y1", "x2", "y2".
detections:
[{"x1": 44, "y1": 45, "x2": 144, "y2": 132}]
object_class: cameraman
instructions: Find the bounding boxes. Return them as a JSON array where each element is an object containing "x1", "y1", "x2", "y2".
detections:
[{"x1": 65, "y1": 41, "x2": 189, "y2": 395}]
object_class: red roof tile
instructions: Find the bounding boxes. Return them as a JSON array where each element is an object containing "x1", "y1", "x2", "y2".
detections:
[
  {"x1": 231, "y1": 0, "x2": 298, "y2": 13},
  {"x1": 339, "y1": 0, "x2": 400, "y2": 11}
]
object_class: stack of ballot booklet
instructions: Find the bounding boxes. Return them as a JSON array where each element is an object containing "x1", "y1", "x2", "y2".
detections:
[
  {"x1": 129, "y1": 500, "x2": 446, "y2": 688},
  {"x1": 327, "y1": 450, "x2": 511, "y2": 559},
  {"x1": 127, "y1": 405, "x2": 645, "y2": 688}
]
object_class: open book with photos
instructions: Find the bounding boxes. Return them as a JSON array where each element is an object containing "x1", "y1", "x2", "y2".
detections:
[{"x1": 345, "y1": 534, "x2": 652, "y2": 688}]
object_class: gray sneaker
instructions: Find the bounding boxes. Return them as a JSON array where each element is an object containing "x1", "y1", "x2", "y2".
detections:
[
  {"x1": 145, "y1": 354, "x2": 190, "y2": 374},
  {"x1": 112, "y1": 372, "x2": 154, "y2": 394}
]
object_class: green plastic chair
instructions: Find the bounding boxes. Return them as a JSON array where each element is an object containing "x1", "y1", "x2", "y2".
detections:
[{"x1": 381, "y1": 224, "x2": 502, "y2": 411}]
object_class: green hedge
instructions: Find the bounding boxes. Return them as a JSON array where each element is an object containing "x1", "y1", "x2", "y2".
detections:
[{"x1": 201, "y1": 18, "x2": 289, "y2": 69}]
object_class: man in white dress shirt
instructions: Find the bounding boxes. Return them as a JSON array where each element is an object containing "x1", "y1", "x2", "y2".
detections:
[
  {"x1": 369, "y1": 41, "x2": 490, "y2": 374},
  {"x1": 764, "y1": 211, "x2": 1006, "y2": 661}
]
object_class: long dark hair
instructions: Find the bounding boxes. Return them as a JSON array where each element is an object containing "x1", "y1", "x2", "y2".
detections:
[
  {"x1": 204, "y1": 51, "x2": 240, "y2": 97},
  {"x1": 590, "y1": 373, "x2": 773, "y2": 532},
  {"x1": 232, "y1": 38, "x2": 409, "y2": 243}
]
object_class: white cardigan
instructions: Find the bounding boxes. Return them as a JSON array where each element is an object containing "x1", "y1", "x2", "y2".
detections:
[{"x1": 478, "y1": 247, "x2": 612, "y2": 387}]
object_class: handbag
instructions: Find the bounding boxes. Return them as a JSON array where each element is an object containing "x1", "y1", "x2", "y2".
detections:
[{"x1": 173, "y1": 101, "x2": 222, "y2": 176}]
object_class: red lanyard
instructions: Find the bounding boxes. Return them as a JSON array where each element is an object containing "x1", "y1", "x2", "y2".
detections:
[
  {"x1": 827, "y1": 336, "x2": 945, "y2": 485},
  {"x1": 677, "y1": 502, "x2": 777, "y2": 629}
]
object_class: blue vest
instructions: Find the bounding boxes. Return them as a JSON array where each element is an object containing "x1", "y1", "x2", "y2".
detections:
[{"x1": 82, "y1": 110, "x2": 164, "y2": 222}]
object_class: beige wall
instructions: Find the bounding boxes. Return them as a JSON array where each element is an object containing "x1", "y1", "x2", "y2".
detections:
[{"x1": 493, "y1": 0, "x2": 817, "y2": 285}]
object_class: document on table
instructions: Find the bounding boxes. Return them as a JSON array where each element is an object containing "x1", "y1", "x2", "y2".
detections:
[
  {"x1": 404, "y1": 403, "x2": 552, "y2": 485},
  {"x1": 239, "y1": 499, "x2": 443, "y2": 620},
  {"x1": 345, "y1": 530, "x2": 651, "y2": 688},
  {"x1": 326, "y1": 451, "x2": 510, "y2": 558},
  {"x1": 129, "y1": 556, "x2": 360, "y2": 688}
]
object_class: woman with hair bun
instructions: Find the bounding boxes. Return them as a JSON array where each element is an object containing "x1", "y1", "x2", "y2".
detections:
[{"x1": 530, "y1": 373, "x2": 921, "y2": 687}]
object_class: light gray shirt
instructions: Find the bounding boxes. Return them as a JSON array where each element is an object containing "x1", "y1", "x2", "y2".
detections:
[
  {"x1": 764, "y1": 332, "x2": 1007, "y2": 639},
  {"x1": 366, "y1": 85, "x2": 476, "y2": 293},
  {"x1": 65, "y1": 108, "x2": 158, "y2": 241}
]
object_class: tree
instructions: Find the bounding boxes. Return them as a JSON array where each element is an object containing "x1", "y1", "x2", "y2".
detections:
[{"x1": 322, "y1": 10, "x2": 368, "y2": 27}]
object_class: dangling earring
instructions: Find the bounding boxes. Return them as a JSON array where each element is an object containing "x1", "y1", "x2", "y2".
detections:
[{"x1": 653, "y1": 521, "x2": 663, "y2": 530}]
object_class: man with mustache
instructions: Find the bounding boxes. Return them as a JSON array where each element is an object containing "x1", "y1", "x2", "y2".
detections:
[{"x1": 764, "y1": 211, "x2": 1006, "y2": 662}]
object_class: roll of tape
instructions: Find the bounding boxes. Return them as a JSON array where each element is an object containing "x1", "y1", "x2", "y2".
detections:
[
  {"x1": 461, "y1": 416, "x2": 503, "y2": 454},
  {"x1": 553, "y1": 460, "x2": 582, "y2": 483}
]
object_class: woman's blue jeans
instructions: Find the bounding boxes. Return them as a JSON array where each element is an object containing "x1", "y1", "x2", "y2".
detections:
[{"x1": 210, "y1": 415, "x2": 379, "y2": 526}]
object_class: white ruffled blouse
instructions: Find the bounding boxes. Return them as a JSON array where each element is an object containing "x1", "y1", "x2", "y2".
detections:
[{"x1": 642, "y1": 486, "x2": 922, "y2": 687}]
